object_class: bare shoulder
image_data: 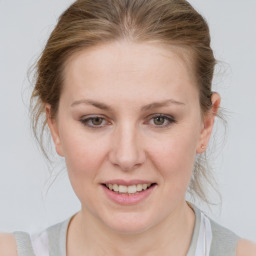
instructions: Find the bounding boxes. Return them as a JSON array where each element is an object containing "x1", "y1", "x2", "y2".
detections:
[
  {"x1": 237, "y1": 239, "x2": 256, "y2": 256},
  {"x1": 0, "y1": 233, "x2": 17, "y2": 256}
]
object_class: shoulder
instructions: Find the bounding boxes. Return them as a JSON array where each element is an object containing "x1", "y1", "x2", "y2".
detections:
[
  {"x1": 210, "y1": 218, "x2": 240, "y2": 241},
  {"x1": 0, "y1": 233, "x2": 17, "y2": 256},
  {"x1": 209, "y1": 218, "x2": 240, "y2": 255},
  {"x1": 209, "y1": 219, "x2": 256, "y2": 256},
  {"x1": 236, "y1": 239, "x2": 256, "y2": 256}
]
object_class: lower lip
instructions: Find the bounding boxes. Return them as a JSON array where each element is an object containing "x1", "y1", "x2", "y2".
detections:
[{"x1": 101, "y1": 184, "x2": 156, "y2": 205}]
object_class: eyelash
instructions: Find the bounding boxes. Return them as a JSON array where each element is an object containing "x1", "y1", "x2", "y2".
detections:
[
  {"x1": 148, "y1": 114, "x2": 176, "y2": 128},
  {"x1": 80, "y1": 116, "x2": 109, "y2": 128},
  {"x1": 80, "y1": 114, "x2": 176, "y2": 129}
]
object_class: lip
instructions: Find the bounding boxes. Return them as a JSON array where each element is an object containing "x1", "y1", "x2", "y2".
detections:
[
  {"x1": 102, "y1": 179, "x2": 156, "y2": 186},
  {"x1": 101, "y1": 183, "x2": 157, "y2": 205}
]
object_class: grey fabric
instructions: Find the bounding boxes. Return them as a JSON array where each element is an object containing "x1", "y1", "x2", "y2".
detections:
[
  {"x1": 13, "y1": 204, "x2": 240, "y2": 255},
  {"x1": 187, "y1": 203, "x2": 201, "y2": 256},
  {"x1": 210, "y1": 219, "x2": 240, "y2": 256},
  {"x1": 13, "y1": 231, "x2": 35, "y2": 256},
  {"x1": 47, "y1": 217, "x2": 71, "y2": 256},
  {"x1": 12, "y1": 216, "x2": 71, "y2": 256},
  {"x1": 189, "y1": 203, "x2": 240, "y2": 256}
]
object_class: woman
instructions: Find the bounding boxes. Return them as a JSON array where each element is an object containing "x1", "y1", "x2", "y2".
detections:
[{"x1": 0, "y1": 0, "x2": 255, "y2": 255}]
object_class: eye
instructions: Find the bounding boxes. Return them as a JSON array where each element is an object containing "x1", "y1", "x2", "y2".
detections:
[
  {"x1": 90, "y1": 117, "x2": 104, "y2": 126},
  {"x1": 153, "y1": 116, "x2": 166, "y2": 125},
  {"x1": 149, "y1": 114, "x2": 176, "y2": 128},
  {"x1": 80, "y1": 116, "x2": 108, "y2": 128}
]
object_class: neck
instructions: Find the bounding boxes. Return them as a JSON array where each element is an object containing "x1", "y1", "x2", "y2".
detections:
[{"x1": 67, "y1": 201, "x2": 195, "y2": 256}]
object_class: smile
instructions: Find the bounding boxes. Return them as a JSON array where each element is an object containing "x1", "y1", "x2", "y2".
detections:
[
  {"x1": 104, "y1": 183, "x2": 156, "y2": 194},
  {"x1": 101, "y1": 182, "x2": 157, "y2": 205}
]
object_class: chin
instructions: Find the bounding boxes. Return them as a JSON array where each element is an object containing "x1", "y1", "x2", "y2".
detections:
[{"x1": 104, "y1": 212, "x2": 154, "y2": 235}]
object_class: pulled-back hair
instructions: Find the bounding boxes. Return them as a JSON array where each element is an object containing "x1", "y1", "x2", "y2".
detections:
[{"x1": 31, "y1": 0, "x2": 218, "y2": 203}]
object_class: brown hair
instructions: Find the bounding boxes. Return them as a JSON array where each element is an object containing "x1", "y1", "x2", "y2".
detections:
[{"x1": 31, "y1": 0, "x2": 218, "y2": 203}]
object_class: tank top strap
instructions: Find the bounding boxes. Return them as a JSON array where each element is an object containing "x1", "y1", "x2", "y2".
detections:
[
  {"x1": 34, "y1": 215, "x2": 72, "y2": 256},
  {"x1": 194, "y1": 211, "x2": 213, "y2": 256},
  {"x1": 187, "y1": 202, "x2": 240, "y2": 256},
  {"x1": 13, "y1": 231, "x2": 35, "y2": 256},
  {"x1": 14, "y1": 215, "x2": 73, "y2": 256},
  {"x1": 30, "y1": 230, "x2": 49, "y2": 256},
  {"x1": 46, "y1": 216, "x2": 70, "y2": 256}
]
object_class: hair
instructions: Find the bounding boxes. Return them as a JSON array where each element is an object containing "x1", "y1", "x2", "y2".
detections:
[{"x1": 31, "y1": 0, "x2": 219, "y2": 203}]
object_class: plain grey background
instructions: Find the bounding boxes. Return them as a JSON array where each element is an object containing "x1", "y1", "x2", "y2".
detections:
[{"x1": 0, "y1": 0, "x2": 255, "y2": 241}]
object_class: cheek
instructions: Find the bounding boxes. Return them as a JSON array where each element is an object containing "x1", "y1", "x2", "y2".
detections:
[
  {"x1": 61, "y1": 132, "x2": 109, "y2": 208},
  {"x1": 147, "y1": 129, "x2": 199, "y2": 189},
  {"x1": 59, "y1": 125, "x2": 108, "y2": 184}
]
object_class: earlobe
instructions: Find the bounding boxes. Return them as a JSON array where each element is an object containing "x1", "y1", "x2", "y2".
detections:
[
  {"x1": 196, "y1": 93, "x2": 221, "y2": 154},
  {"x1": 45, "y1": 104, "x2": 64, "y2": 157}
]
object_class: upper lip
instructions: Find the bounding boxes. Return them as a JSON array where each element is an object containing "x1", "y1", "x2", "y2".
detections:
[{"x1": 102, "y1": 179, "x2": 156, "y2": 186}]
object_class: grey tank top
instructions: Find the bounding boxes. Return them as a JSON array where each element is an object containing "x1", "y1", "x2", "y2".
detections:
[{"x1": 13, "y1": 204, "x2": 240, "y2": 256}]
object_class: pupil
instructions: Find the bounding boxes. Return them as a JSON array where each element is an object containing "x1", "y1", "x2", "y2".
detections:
[
  {"x1": 154, "y1": 117, "x2": 164, "y2": 125},
  {"x1": 93, "y1": 117, "x2": 102, "y2": 125}
]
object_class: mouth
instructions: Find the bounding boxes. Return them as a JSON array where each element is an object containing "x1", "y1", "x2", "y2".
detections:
[{"x1": 102, "y1": 183, "x2": 157, "y2": 195}]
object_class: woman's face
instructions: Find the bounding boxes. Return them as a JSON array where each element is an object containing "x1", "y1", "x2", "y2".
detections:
[{"x1": 48, "y1": 41, "x2": 215, "y2": 233}]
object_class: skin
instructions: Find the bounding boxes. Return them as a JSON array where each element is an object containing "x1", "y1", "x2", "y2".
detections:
[
  {"x1": 0, "y1": 41, "x2": 255, "y2": 256},
  {"x1": 47, "y1": 41, "x2": 220, "y2": 255}
]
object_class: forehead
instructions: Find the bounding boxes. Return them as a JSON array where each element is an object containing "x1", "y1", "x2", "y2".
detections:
[{"x1": 61, "y1": 41, "x2": 198, "y2": 105}]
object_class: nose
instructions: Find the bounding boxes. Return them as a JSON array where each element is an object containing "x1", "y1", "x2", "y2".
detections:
[{"x1": 108, "y1": 122, "x2": 146, "y2": 171}]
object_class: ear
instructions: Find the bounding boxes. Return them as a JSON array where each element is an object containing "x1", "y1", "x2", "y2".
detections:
[
  {"x1": 45, "y1": 104, "x2": 64, "y2": 157},
  {"x1": 196, "y1": 93, "x2": 221, "y2": 154}
]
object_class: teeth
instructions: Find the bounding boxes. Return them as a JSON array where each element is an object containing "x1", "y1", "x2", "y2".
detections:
[
  {"x1": 128, "y1": 185, "x2": 136, "y2": 194},
  {"x1": 113, "y1": 184, "x2": 119, "y2": 192},
  {"x1": 106, "y1": 183, "x2": 153, "y2": 194},
  {"x1": 119, "y1": 185, "x2": 128, "y2": 193},
  {"x1": 142, "y1": 184, "x2": 147, "y2": 190},
  {"x1": 136, "y1": 184, "x2": 142, "y2": 192}
]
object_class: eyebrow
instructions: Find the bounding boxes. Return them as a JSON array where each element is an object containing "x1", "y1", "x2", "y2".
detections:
[
  {"x1": 141, "y1": 99, "x2": 185, "y2": 111},
  {"x1": 71, "y1": 99, "x2": 185, "y2": 111}
]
